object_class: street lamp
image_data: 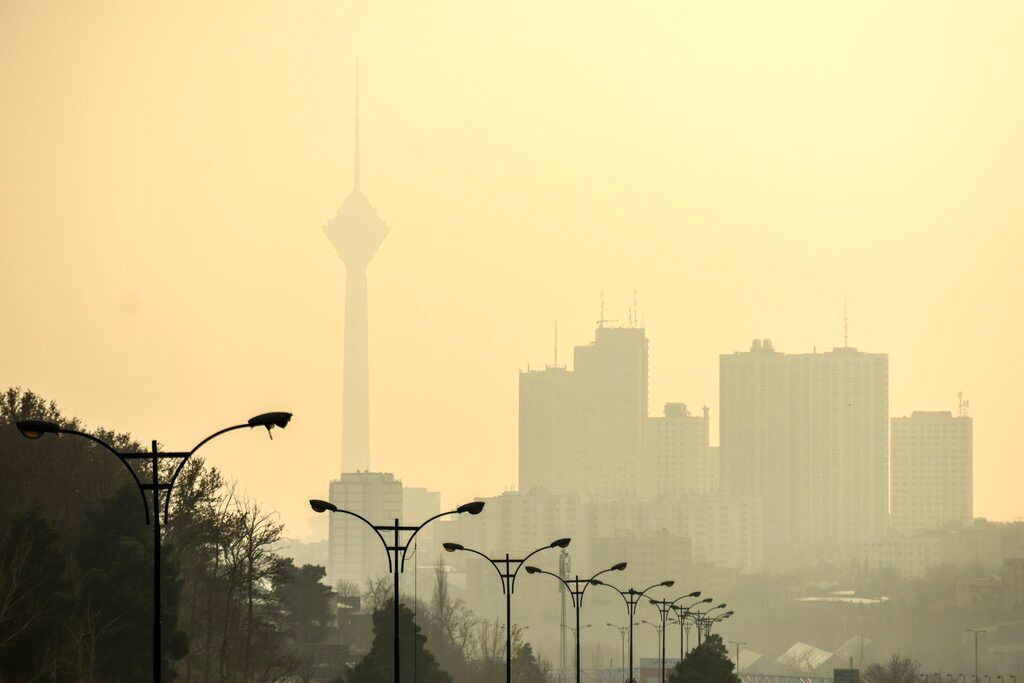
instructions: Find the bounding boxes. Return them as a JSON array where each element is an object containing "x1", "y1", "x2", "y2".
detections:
[
  {"x1": 673, "y1": 597, "x2": 711, "y2": 659},
  {"x1": 693, "y1": 603, "x2": 727, "y2": 644},
  {"x1": 309, "y1": 498, "x2": 485, "y2": 682},
  {"x1": 15, "y1": 411, "x2": 291, "y2": 682},
  {"x1": 729, "y1": 640, "x2": 747, "y2": 676},
  {"x1": 641, "y1": 618, "x2": 665, "y2": 667},
  {"x1": 647, "y1": 592, "x2": 701, "y2": 683},
  {"x1": 966, "y1": 629, "x2": 986, "y2": 682},
  {"x1": 523, "y1": 562, "x2": 627, "y2": 683},
  {"x1": 442, "y1": 537, "x2": 570, "y2": 683},
  {"x1": 590, "y1": 579, "x2": 674, "y2": 683},
  {"x1": 607, "y1": 623, "x2": 629, "y2": 682}
]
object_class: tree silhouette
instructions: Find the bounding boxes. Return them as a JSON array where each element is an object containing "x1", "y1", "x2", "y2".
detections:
[
  {"x1": 348, "y1": 604, "x2": 452, "y2": 683},
  {"x1": 862, "y1": 654, "x2": 920, "y2": 683},
  {"x1": 669, "y1": 633, "x2": 740, "y2": 683}
]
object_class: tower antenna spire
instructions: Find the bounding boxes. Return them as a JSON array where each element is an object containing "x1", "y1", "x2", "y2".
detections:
[
  {"x1": 553, "y1": 321, "x2": 559, "y2": 367},
  {"x1": 843, "y1": 293, "x2": 848, "y2": 347},
  {"x1": 354, "y1": 59, "x2": 361, "y2": 191}
]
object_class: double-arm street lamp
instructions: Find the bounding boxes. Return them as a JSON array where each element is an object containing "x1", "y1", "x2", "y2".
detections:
[
  {"x1": 442, "y1": 538, "x2": 571, "y2": 683},
  {"x1": 589, "y1": 580, "x2": 674, "y2": 683},
  {"x1": 692, "y1": 603, "x2": 728, "y2": 644},
  {"x1": 647, "y1": 592, "x2": 701, "y2": 683},
  {"x1": 673, "y1": 597, "x2": 711, "y2": 659},
  {"x1": 523, "y1": 562, "x2": 628, "y2": 683},
  {"x1": 703, "y1": 609, "x2": 734, "y2": 639},
  {"x1": 309, "y1": 498, "x2": 486, "y2": 682},
  {"x1": 15, "y1": 411, "x2": 292, "y2": 682}
]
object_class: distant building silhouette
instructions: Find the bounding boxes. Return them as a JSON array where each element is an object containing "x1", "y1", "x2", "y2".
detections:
[
  {"x1": 328, "y1": 472, "x2": 402, "y2": 588},
  {"x1": 642, "y1": 402, "x2": 716, "y2": 500},
  {"x1": 891, "y1": 410, "x2": 973, "y2": 533},
  {"x1": 721, "y1": 339, "x2": 889, "y2": 561},
  {"x1": 520, "y1": 324, "x2": 648, "y2": 499}
]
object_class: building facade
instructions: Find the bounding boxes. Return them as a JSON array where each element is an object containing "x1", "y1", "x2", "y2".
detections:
[{"x1": 891, "y1": 410, "x2": 973, "y2": 533}]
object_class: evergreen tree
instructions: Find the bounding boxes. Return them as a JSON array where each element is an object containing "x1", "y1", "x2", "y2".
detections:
[
  {"x1": 668, "y1": 633, "x2": 740, "y2": 683},
  {"x1": 348, "y1": 605, "x2": 452, "y2": 683}
]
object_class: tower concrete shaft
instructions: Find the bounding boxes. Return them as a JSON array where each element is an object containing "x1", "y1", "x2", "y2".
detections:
[{"x1": 324, "y1": 68, "x2": 389, "y2": 473}]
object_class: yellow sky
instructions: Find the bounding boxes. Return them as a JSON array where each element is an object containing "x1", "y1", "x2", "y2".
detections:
[{"x1": 2, "y1": 1, "x2": 1022, "y2": 535}]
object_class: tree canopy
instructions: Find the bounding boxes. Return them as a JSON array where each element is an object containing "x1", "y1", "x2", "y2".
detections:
[{"x1": 669, "y1": 633, "x2": 740, "y2": 683}]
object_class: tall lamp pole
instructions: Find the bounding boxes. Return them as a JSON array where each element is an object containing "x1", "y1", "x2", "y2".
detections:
[
  {"x1": 647, "y1": 592, "x2": 702, "y2": 683},
  {"x1": 672, "y1": 597, "x2": 711, "y2": 661},
  {"x1": 966, "y1": 629, "x2": 986, "y2": 682},
  {"x1": 729, "y1": 640, "x2": 747, "y2": 675},
  {"x1": 607, "y1": 623, "x2": 629, "y2": 682},
  {"x1": 309, "y1": 498, "x2": 486, "y2": 682},
  {"x1": 15, "y1": 412, "x2": 293, "y2": 682},
  {"x1": 590, "y1": 579, "x2": 674, "y2": 683},
  {"x1": 442, "y1": 538, "x2": 571, "y2": 683},
  {"x1": 523, "y1": 562, "x2": 628, "y2": 683},
  {"x1": 692, "y1": 603, "x2": 727, "y2": 644}
]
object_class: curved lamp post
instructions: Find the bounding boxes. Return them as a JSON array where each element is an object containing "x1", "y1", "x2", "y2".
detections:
[
  {"x1": 309, "y1": 498, "x2": 485, "y2": 682},
  {"x1": 442, "y1": 538, "x2": 570, "y2": 683},
  {"x1": 704, "y1": 610, "x2": 734, "y2": 637},
  {"x1": 608, "y1": 623, "x2": 630, "y2": 681},
  {"x1": 15, "y1": 412, "x2": 292, "y2": 682},
  {"x1": 590, "y1": 579, "x2": 674, "y2": 683},
  {"x1": 523, "y1": 562, "x2": 627, "y2": 683},
  {"x1": 646, "y1": 592, "x2": 701, "y2": 683},
  {"x1": 672, "y1": 596, "x2": 711, "y2": 659},
  {"x1": 692, "y1": 603, "x2": 727, "y2": 644}
]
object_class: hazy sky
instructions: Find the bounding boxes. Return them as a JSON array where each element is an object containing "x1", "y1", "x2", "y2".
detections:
[{"x1": 3, "y1": 1, "x2": 1022, "y2": 536}]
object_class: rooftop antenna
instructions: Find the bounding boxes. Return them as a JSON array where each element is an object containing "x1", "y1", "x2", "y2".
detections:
[
  {"x1": 958, "y1": 391, "x2": 970, "y2": 417},
  {"x1": 354, "y1": 59, "x2": 361, "y2": 191},
  {"x1": 843, "y1": 294, "x2": 849, "y2": 347},
  {"x1": 597, "y1": 291, "x2": 618, "y2": 329},
  {"x1": 633, "y1": 289, "x2": 638, "y2": 327},
  {"x1": 553, "y1": 321, "x2": 559, "y2": 367}
]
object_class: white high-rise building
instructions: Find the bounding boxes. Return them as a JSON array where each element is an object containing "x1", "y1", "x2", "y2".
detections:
[
  {"x1": 327, "y1": 472, "x2": 403, "y2": 589},
  {"x1": 891, "y1": 410, "x2": 973, "y2": 533}
]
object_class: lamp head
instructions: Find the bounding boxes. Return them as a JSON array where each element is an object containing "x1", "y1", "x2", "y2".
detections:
[
  {"x1": 611, "y1": 562, "x2": 627, "y2": 571},
  {"x1": 442, "y1": 542, "x2": 463, "y2": 553},
  {"x1": 701, "y1": 598, "x2": 713, "y2": 604},
  {"x1": 662, "y1": 580, "x2": 675, "y2": 587},
  {"x1": 309, "y1": 499, "x2": 338, "y2": 514},
  {"x1": 525, "y1": 565, "x2": 541, "y2": 574},
  {"x1": 457, "y1": 501, "x2": 485, "y2": 515},
  {"x1": 16, "y1": 420, "x2": 60, "y2": 440},
  {"x1": 589, "y1": 579, "x2": 604, "y2": 586},
  {"x1": 716, "y1": 603, "x2": 727, "y2": 609},
  {"x1": 248, "y1": 412, "x2": 292, "y2": 439},
  {"x1": 689, "y1": 591, "x2": 701, "y2": 598},
  {"x1": 551, "y1": 537, "x2": 571, "y2": 549}
]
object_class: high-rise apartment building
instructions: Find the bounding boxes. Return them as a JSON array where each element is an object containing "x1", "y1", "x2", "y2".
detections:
[
  {"x1": 891, "y1": 410, "x2": 972, "y2": 533},
  {"x1": 790, "y1": 346, "x2": 889, "y2": 552},
  {"x1": 720, "y1": 339, "x2": 889, "y2": 559},
  {"x1": 642, "y1": 403, "x2": 716, "y2": 498},
  {"x1": 327, "y1": 472, "x2": 403, "y2": 589},
  {"x1": 519, "y1": 325, "x2": 649, "y2": 498},
  {"x1": 720, "y1": 339, "x2": 793, "y2": 552}
]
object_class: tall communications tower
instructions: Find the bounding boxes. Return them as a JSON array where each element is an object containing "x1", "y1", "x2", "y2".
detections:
[{"x1": 324, "y1": 66, "x2": 390, "y2": 473}]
